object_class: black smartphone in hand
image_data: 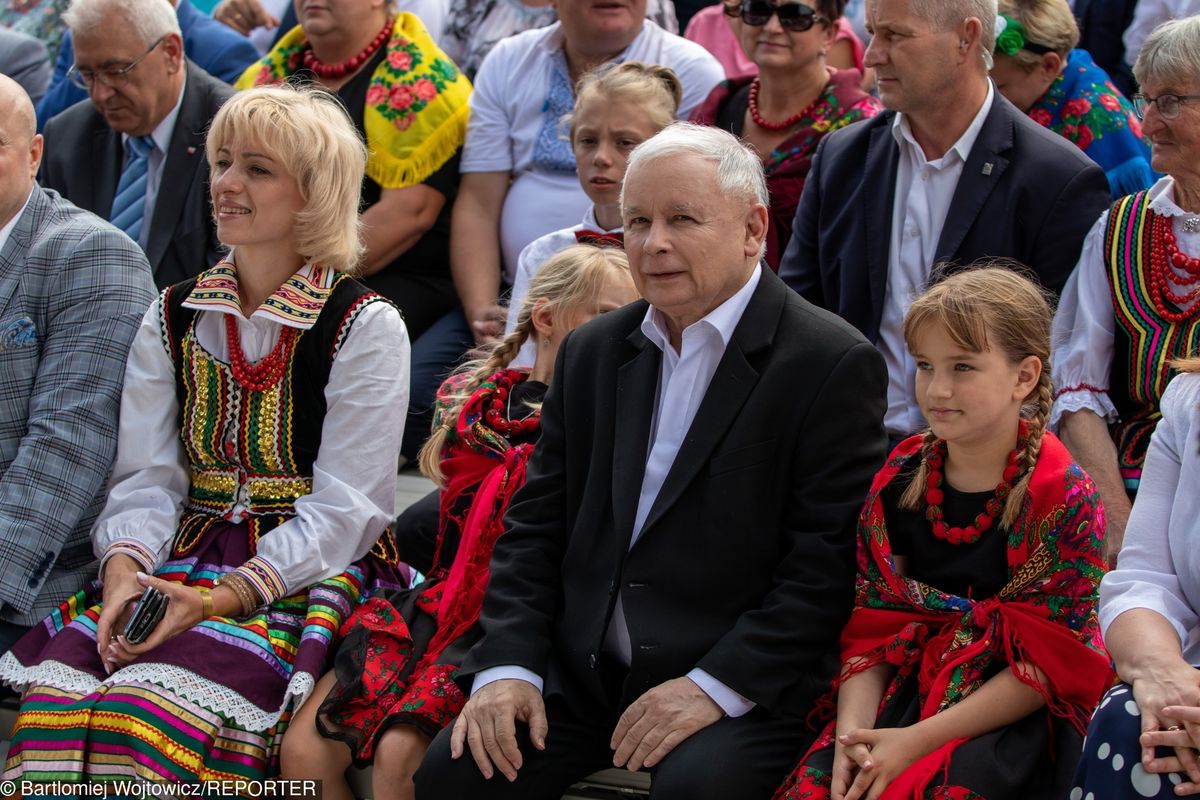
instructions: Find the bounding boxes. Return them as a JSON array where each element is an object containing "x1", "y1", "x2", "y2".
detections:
[{"x1": 123, "y1": 586, "x2": 168, "y2": 645}]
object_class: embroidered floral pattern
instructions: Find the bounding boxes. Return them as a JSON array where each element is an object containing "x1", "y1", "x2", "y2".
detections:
[{"x1": 364, "y1": 33, "x2": 463, "y2": 131}]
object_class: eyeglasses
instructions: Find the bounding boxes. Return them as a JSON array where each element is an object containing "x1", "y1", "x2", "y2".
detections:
[
  {"x1": 67, "y1": 36, "x2": 166, "y2": 90},
  {"x1": 731, "y1": 0, "x2": 828, "y2": 32},
  {"x1": 1131, "y1": 92, "x2": 1200, "y2": 120}
]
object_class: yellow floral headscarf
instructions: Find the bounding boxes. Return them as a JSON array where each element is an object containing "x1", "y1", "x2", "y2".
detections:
[{"x1": 236, "y1": 12, "x2": 472, "y2": 190}]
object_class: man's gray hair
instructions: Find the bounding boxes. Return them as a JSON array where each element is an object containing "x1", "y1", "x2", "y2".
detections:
[
  {"x1": 910, "y1": 0, "x2": 998, "y2": 69},
  {"x1": 1133, "y1": 16, "x2": 1200, "y2": 91},
  {"x1": 622, "y1": 122, "x2": 769, "y2": 209},
  {"x1": 65, "y1": 0, "x2": 181, "y2": 47}
]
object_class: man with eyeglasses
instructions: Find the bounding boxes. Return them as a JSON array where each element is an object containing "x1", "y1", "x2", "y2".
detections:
[
  {"x1": 778, "y1": 0, "x2": 1110, "y2": 449},
  {"x1": 0, "y1": 74, "x2": 154, "y2": 654},
  {"x1": 33, "y1": 0, "x2": 257, "y2": 131},
  {"x1": 39, "y1": 0, "x2": 234, "y2": 288}
]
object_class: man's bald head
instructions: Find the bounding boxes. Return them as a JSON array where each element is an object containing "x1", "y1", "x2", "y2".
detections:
[
  {"x1": 0, "y1": 74, "x2": 44, "y2": 229},
  {"x1": 0, "y1": 75, "x2": 36, "y2": 142}
]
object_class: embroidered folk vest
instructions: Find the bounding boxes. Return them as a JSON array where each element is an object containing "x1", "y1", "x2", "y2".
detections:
[
  {"x1": 1103, "y1": 191, "x2": 1200, "y2": 493},
  {"x1": 161, "y1": 267, "x2": 391, "y2": 553}
]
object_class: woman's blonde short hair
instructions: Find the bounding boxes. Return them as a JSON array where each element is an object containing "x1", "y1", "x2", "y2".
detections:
[
  {"x1": 206, "y1": 85, "x2": 368, "y2": 273},
  {"x1": 997, "y1": 0, "x2": 1080, "y2": 70}
]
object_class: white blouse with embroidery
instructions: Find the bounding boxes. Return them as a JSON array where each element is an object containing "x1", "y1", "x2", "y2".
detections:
[
  {"x1": 1050, "y1": 176, "x2": 1200, "y2": 428},
  {"x1": 93, "y1": 261, "x2": 410, "y2": 603}
]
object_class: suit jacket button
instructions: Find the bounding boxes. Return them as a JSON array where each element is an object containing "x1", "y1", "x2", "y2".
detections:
[{"x1": 589, "y1": 654, "x2": 598, "y2": 669}]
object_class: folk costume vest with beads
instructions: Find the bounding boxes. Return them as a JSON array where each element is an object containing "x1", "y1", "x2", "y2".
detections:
[
  {"x1": 1103, "y1": 191, "x2": 1200, "y2": 493},
  {"x1": 160, "y1": 264, "x2": 397, "y2": 559}
]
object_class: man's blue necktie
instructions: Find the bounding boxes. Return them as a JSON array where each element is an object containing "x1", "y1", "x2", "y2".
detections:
[{"x1": 110, "y1": 134, "x2": 155, "y2": 245}]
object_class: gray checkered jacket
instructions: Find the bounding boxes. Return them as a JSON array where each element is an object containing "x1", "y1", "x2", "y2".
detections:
[{"x1": 0, "y1": 186, "x2": 155, "y2": 625}]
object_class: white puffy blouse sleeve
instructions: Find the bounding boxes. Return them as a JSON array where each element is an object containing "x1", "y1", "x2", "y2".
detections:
[
  {"x1": 1099, "y1": 374, "x2": 1200, "y2": 649},
  {"x1": 232, "y1": 301, "x2": 409, "y2": 603},
  {"x1": 1050, "y1": 209, "x2": 1119, "y2": 429},
  {"x1": 92, "y1": 295, "x2": 189, "y2": 574}
]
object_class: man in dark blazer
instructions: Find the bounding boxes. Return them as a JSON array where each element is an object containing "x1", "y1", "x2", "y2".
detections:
[
  {"x1": 778, "y1": 0, "x2": 1110, "y2": 441},
  {"x1": 40, "y1": 0, "x2": 232, "y2": 288},
  {"x1": 415, "y1": 125, "x2": 888, "y2": 799}
]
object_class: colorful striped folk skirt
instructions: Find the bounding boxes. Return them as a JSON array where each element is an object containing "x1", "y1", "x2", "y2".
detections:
[{"x1": 0, "y1": 519, "x2": 403, "y2": 783}]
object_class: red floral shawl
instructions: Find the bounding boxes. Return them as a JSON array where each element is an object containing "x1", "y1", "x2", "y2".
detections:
[{"x1": 817, "y1": 433, "x2": 1109, "y2": 799}]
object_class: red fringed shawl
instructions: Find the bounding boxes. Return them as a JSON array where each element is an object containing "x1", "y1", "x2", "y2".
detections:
[{"x1": 775, "y1": 432, "x2": 1110, "y2": 800}]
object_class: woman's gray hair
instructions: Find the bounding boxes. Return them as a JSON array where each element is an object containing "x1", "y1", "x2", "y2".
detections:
[
  {"x1": 622, "y1": 122, "x2": 769, "y2": 209},
  {"x1": 1133, "y1": 16, "x2": 1200, "y2": 90},
  {"x1": 909, "y1": 0, "x2": 998, "y2": 69},
  {"x1": 64, "y1": 0, "x2": 181, "y2": 46}
]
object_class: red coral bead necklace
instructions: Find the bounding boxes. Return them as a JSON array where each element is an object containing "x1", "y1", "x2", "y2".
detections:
[
  {"x1": 224, "y1": 314, "x2": 296, "y2": 392},
  {"x1": 923, "y1": 423, "x2": 1026, "y2": 546},
  {"x1": 1149, "y1": 213, "x2": 1200, "y2": 323},
  {"x1": 747, "y1": 78, "x2": 824, "y2": 132},
  {"x1": 303, "y1": 17, "x2": 393, "y2": 80}
]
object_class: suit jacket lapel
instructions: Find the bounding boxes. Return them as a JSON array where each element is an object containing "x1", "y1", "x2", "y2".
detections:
[
  {"x1": 146, "y1": 64, "x2": 207, "y2": 272},
  {"x1": 936, "y1": 97, "x2": 1013, "y2": 263},
  {"x1": 612, "y1": 325, "x2": 658, "y2": 555},
  {"x1": 864, "y1": 118, "x2": 900, "y2": 337},
  {"x1": 91, "y1": 127, "x2": 122, "y2": 220},
  {"x1": 0, "y1": 188, "x2": 48, "y2": 319},
  {"x1": 634, "y1": 269, "x2": 784, "y2": 545}
]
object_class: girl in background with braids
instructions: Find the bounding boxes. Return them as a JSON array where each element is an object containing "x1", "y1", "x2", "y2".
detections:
[
  {"x1": 279, "y1": 244, "x2": 637, "y2": 800},
  {"x1": 773, "y1": 267, "x2": 1110, "y2": 800}
]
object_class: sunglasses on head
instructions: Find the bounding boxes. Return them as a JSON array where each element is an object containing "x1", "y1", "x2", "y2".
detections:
[{"x1": 728, "y1": 0, "x2": 827, "y2": 31}]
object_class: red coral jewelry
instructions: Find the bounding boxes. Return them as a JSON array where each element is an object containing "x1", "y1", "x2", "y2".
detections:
[
  {"x1": 924, "y1": 430, "x2": 1025, "y2": 545},
  {"x1": 1149, "y1": 213, "x2": 1200, "y2": 323},
  {"x1": 747, "y1": 78, "x2": 824, "y2": 131},
  {"x1": 482, "y1": 371, "x2": 540, "y2": 437},
  {"x1": 302, "y1": 17, "x2": 393, "y2": 80},
  {"x1": 224, "y1": 314, "x2": 296, "y2": 392}
]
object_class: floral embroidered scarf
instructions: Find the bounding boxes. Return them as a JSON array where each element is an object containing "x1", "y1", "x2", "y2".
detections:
[
  {"x1": 1027, "y1": 49, "x2": 1155, "y2": 198},
  {"x1": 236, "y1": 12, "x2": 472, "y2": 190}
]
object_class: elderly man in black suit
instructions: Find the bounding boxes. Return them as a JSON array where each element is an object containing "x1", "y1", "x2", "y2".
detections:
[
  {"x1": 414, "y1": 123, "x2": 888, "y2": 800},
  {"x1": 778, "y1": 0, "x2": 1111, "y2": 443},
  {"x1": 39, "y1": 0, "x2": 232, "y2": 288}
]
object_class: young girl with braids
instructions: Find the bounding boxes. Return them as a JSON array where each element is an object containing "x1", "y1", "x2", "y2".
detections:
[
  {"x1": 773, "y1": 267, "x2": 1111, "y2": 800},
  {"x1": 279, "y1": 244, "x2": 637, "y2": 800}
]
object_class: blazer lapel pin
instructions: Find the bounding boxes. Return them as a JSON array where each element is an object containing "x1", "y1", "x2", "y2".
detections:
[{"x1": 982, "y1": 162, "x2": 994, "y2": 176}]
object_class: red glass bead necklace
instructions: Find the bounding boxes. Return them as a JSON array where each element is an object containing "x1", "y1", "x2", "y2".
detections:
[
  {"x1": 482, "y1": 371, "x2": 540, "y2": 437},
  {"x1": 302, "y1": 17, "x2": 393, "y2": 80},
  {"x1": 1149, "y1": 213, "x2": 1200, "y2": 323},
  {"x1": 923, "y1": 429, "x2": 1025, "y2": 545},
  {"x1": 747, "y1": 78, "x2": 824, "y2": 132},
  {"x1": 224, "y1": 314, "x2": 296, "y2": 392}
]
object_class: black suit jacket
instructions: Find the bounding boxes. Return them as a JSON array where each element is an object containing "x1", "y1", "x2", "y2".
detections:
[
  {"x1": 778, "y1": 93, "x2": 1112, "y2": 344},
  {"x1": 41, "y1": 61, "x2": 232, "y2": 288},
  {"x1": 460, "y1": 268, "x2": 889, "y2": 719}
]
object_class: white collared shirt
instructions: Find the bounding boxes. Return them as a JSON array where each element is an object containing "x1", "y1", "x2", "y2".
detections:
[
  {"x1": 0, "y1": 187, "x2": 34, "y2": 253},
  {"x1": 878, "y1": 82, "x2": 995, "y2": 437},
  {"x1": 473, "y1": 264, "x2": 763, "y2": 718},
  {"x1": 121, "y1": 72, "x2": 185, "y2": 249}
]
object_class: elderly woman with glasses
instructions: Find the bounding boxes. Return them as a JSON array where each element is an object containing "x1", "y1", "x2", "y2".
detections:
[
  {"x1": 989, "y1": 0, "x2": 1154, "y2": 199},
  {"x1": 688, "y1": 0, "x2": 879, "y2": 271},
  {"x1": 1052, "y1": 15, "x2": 1200, "y2": 568}
]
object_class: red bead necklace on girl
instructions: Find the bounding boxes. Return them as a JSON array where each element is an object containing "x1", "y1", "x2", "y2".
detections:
[
  {"x1": 482, "y1": 371, "x2": 539, "y2": 437},
  {"x1": 923, "y1": 420, "x2": 1028, "y2": 545},
  {"x1": 302, "y1": 17, "x2": 394, "y2": 80},
  {"x1": 1149, "y1": 213, "x2": 1200, "y2": 324}
]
